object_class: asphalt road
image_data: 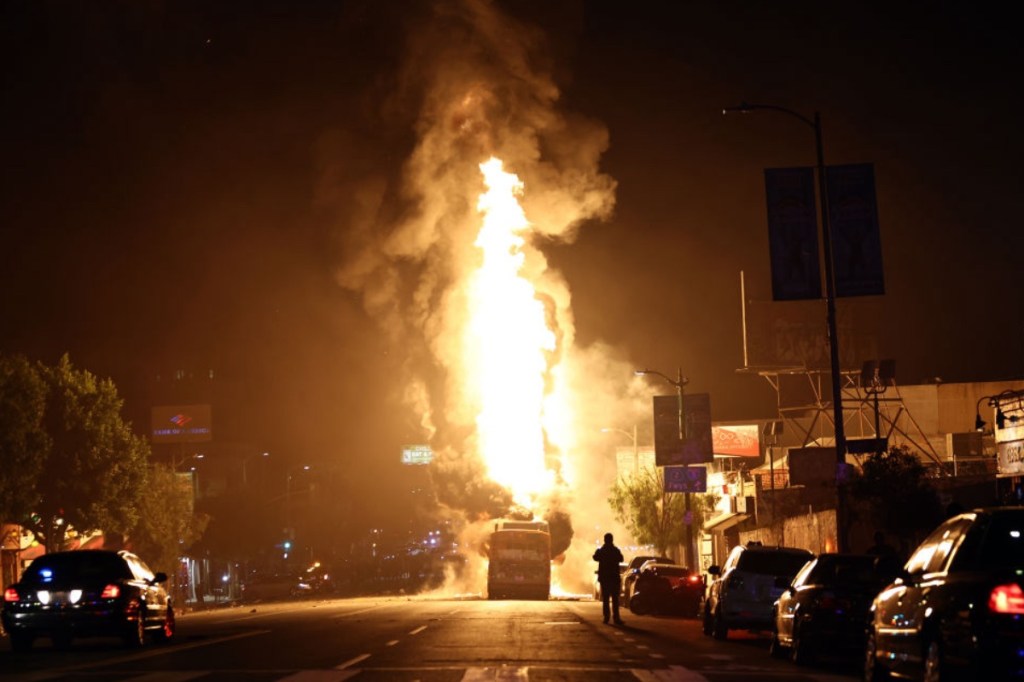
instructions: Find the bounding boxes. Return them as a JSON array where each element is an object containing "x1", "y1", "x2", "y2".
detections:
[{"x1": 1, "y1": 596, "x2": 860, "y2": 681}]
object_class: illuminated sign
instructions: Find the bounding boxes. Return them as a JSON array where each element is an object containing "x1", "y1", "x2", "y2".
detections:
[
  {"x1": 998, "y1": 439, "x2": 1024, "y2": 476},
  {"x1": 664, "y1": 466, "x2": 707, "y2": 493},
  {"x1": 151, "y1": 405, "x2": 212, "y2": 444},
  {"x1": 712, "y1": 424, "x2": 761, "y2": 457},
  {"x1": 401, "y1": 444, "x2": 433, "y2": 465}
]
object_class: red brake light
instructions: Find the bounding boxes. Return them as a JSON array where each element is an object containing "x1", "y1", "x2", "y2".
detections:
[
  {"x1": 687, "y1": 575, "x2": 701, "y2": 584},
  {"x1": 4, "y1": 587, "x2": 19, "y2": 602},
  {"x1": 100, "y1": 584, "x2": 121, "y2": 599},
  {"x1": 989, "y1": 584, "x2": 1024, "y2": 614}
]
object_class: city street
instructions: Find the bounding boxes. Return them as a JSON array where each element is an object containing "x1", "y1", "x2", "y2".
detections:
[{"x1": 1, "y1": 596, "x2": 858, "y2": 681}]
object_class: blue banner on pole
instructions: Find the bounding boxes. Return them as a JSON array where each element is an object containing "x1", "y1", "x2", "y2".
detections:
[
  {"x1": 764, "y1": 167, "x2": 821, "y2": 301},
  {"x1": 827, "y1": 163, "x2": 885, "y2": 297}
]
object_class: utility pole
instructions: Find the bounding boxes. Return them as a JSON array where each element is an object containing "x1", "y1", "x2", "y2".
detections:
[
  {"x1": 636, "y1": 367, "x2": 695, "y2": 568},
  {"x1": 723, "y1": 102, "x2": 849, "y2": 552}
]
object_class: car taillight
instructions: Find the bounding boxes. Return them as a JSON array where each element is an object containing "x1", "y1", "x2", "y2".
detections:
[
  {"x1": 989, "y1": 583, "x2": 1024, "y2": 614},
  {"x1": 687, "y1": 575, "x2": 702, "y2": 584},
  {"x1": 4, "y1": 587, "x2": 20, "y2": 602},
  {"x1": 101, "y1": 584, "x2": 121, "y2": 599}
]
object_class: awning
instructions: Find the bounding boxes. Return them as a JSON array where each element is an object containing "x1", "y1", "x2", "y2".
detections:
[{"x1": 703, "y1": 512, "x2": 749, "y2": 532}]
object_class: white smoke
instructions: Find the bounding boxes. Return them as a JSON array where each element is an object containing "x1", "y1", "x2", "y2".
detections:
[{"x1": 327, "y1": 0, "x2": 655, "y2": 595}]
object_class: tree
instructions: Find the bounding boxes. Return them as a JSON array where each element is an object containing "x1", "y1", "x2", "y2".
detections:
[
  {"x1": 129, "y1": 464, "x2": 209, "y2": 573},
  {"x1": 849, "y1": 445, "x2": 944, "y2": 552},
  {"x1": 609, "y1": 467, "x2": 715, "y2": 557},
  {"x1": 0, "y1": 355, "x2": 48, "y2": 525},
  {"x1": 26, "y1": 355, "x2": 151, "y2": 552}
]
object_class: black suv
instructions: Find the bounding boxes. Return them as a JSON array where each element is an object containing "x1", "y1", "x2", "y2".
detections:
[
  {"x1": 2, "y1": 549, "x2": 175, "y2": 651},
  {"x1": 702, "y1": 542, "x2": 813, "y2": 640}
]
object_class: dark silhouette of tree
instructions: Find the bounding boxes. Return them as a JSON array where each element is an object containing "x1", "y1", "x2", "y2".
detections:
[
  {"x1": 609, "y1": 467, "x2": 717, "y2": 558},
  {"x1": 30, "y1": 355, "x2": 150, "y2": 552},
  {"x1": 130, "y1": 463, "x2": 209, "y2": 572},
  {"x1": 849, "y1": 445, "x2": 944, "y2": 554},
  {"x1": 0, "y1": 355, "x2": 48, "y2": 525}
]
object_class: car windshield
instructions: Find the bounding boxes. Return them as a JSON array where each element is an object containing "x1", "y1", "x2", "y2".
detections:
[
  {"x1": 651, "y1": 567, "x2": 689, "y2": 577},
  {"x1": 977, "y1": 512, "x2": 1024, "y2": 568},
  {"x1": 22, "y1": 552, "x2": 131, "y2": 584},
  {"x1": 806, "y1": 555, "x2": 882, "y2": 587},
  {"x1": 736, "y1": 551, "x2": 810, "y2": 576}
]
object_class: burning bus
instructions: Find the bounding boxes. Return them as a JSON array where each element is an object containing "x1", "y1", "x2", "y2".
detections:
[{"x1": 486, "y1": 519, "x2": 551, "y2": 600}]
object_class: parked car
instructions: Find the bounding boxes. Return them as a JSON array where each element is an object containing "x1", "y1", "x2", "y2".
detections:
[
  {"x1": 628, "y1": 563, "x2": 705, "y2": 617},
  {"x1": 865, "y1": 507, "x2": 1024, "y2": 681},
  {"x1": 622, "y1": 554, "x2": 672, "y2": 600},
  {"x1": 592, "y1": 562, "x2": 628, "y2": 599},
  {"x1": 2, "y1": 549, "x2": 175, "y2": 652},
  {"x1": 702, "y1": 542, "x2": 813, "y2": 640},
  {"x1": 770, "y1": 552, "x2": 899, "y2": 664}
]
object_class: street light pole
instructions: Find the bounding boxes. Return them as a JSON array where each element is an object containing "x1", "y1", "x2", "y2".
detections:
[
  {"x1": 601, "y1": 425, "x2": 639, "y2": 474},
  {"x1": 723, "y1": 101, "x2": 849, "y2": 552},
  {"x1": 635, "y1": 367, "x2": 695, "y2": 568}
]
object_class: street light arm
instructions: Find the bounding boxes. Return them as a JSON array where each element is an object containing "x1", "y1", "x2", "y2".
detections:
[
  {"x1": 722, "y1": 101, "x2": 816, "y2": 130},
  {"x1": 635, "y1": 368, "x2": 688, "y2": 389},
  {"x1": 600, "y1": 427, "x2": 636, "y2": 444}
]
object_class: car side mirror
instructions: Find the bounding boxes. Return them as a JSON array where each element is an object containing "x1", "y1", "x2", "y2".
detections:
[
  {"x1": 707, "y1": 565, "x2": 721, "y2": 576},
  {"x1": 153, "y1": 572, "x2": 168, "y2": 584}
]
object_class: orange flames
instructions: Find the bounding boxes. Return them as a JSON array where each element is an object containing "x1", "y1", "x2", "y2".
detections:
[{"x1": 467, "y1": 157, "x2": 556, "y2": 507}]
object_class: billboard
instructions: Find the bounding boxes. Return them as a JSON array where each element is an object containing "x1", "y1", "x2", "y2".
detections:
[
  {"x1": 712, "y1": 424, "x2": 761, "y2": 457},
  {"x1": 743, "y1": 297, "x2": 881, "y2": 370},
  {"x1": 653, "y1": 394, "x2": 713, "y2": 466},
  {"x1": 151, "y1": 405, "x2": 212, "y2": 444}
]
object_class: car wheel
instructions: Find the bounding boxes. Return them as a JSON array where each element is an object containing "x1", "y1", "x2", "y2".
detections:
[
  {"x1": 711, "y1": 606, "x2": 728, "y2": 640},
  {"x1": 790, "y1": 620, "x2": 814, "y2": 666},
  {"x1": 9, "y1": 632, "x2": 34, "y2": 653},
  {"x1": 864, "y1": 629, "x2": 891, "y2": 682},
  {"x1": 124, "y1": 601, "x2": 146, "y2": 648},
  {"x1": 629, "y1": 593, "x2": 648, "y2": 615},
  {"x1": 923, "y1": 638, "x2": 944, "y2": 682},
  {"x1": 769, "y1": 629, "x2": 788, "y2": 659},
  {"x1": 153, "y1": 604, "x2": 175, "y2": 643}
]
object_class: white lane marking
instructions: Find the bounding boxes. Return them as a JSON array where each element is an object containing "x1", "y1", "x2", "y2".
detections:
[
  {"x1": 636, "y1": 644, "x2": 650, "y2": 650},
  {"x1": 543, "y1": 621, "x2": 581, "y2": 625},
  {"x1": 334, "y1": 653, "x2": 371, "y2": 670},
  {"x1": 277, "y1": 672, "x2": 361, "y2": 681},
  {"x1": 330, "y1": 604, "x2": 388, "y2": 620},
  {"x1": 649, "y1": 653, "x2": 666, "y2": 659},
  {"x1": 461, "y1": 667, "x2": 529, "y2": 681},
  {"x1": 385, "y1": 639, "x2": 400, "y2": 646},
  {"x1": 631, "y1": 666, "x2": 709, "y2": 681},
  {"x1": 409, "y1": 625, "x2": 428, "y2": 635}
]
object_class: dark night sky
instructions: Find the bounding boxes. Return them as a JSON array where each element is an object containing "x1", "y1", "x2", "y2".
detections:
[{"x1": 2, "y1": 1, "x2": 1023, "y2": 512}]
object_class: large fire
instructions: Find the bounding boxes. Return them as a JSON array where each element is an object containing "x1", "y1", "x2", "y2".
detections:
[{"x1": 468, "y1": 157, "x2": 557, "y2": 507}]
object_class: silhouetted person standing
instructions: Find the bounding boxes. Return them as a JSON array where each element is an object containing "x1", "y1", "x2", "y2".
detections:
[{"x1": 593, "y1": 532, "x2": 624, "y2": 625}]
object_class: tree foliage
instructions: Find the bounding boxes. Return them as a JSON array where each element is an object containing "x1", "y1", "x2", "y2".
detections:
[
  {"x1": 849, "y1": 445, "x2": 944, "y2": 549},
  {"x1": 608, "y1": 467, "x2": 714, "y2": 557},
  {"x1": 130, "y1": 464, "x2": 209, "y2": 572},
  {"x1": 0, "y1": 355, "x2": 48, "y2": 524}
]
